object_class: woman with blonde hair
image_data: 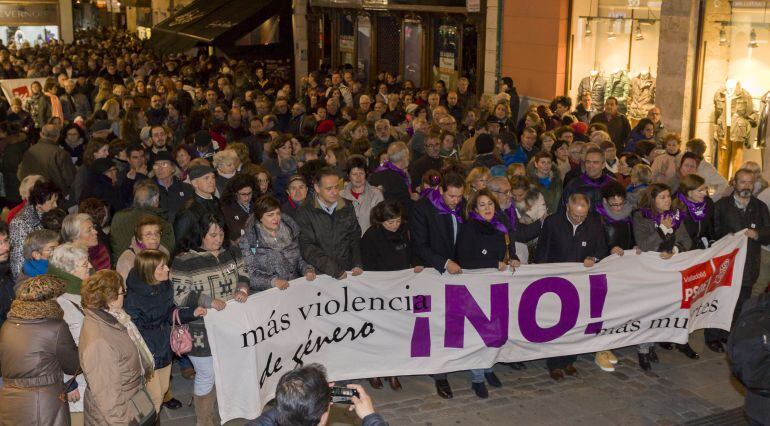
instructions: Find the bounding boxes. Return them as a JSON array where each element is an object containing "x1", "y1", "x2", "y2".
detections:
[
  {"x1": 627, "y1": 164, "x2": 653, "y2": 207},
  {"x1": 212, "y1": 149, "x2": 241, "y2": 197},
  {"x1": 465, "y1": 166, "x2": 491, "y2": 198}
]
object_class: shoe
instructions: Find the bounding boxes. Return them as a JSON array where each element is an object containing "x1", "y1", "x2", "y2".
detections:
[
  {"x1": 180, "y1": 367, "x2": 196, "y2": 380},
  {"x1": 471, "y1": 382, "x2": 489, "y2": 398},
  {"x1": 368, "y1": 378, "x2": 383, "y2": 389},
  {"x1": 706, "y1": 340, "x2": 725, "y2": 353},
  {"x1": 564, "y1": 363, "x2": 579, "y2": 376},
  {"x1": 606, "y1": 351, "x2": 618, "y2": 365},
  {"x1": 659, "y1": 342, "x2": 674, "y2": 350},
  {"x1": 435, "y1": 379, "x2": 453, "y2": 399},
  {"x1": 638, "y1": 353, "x2": 652, "y2": 371},
  {"x1": 162, "y1": 398, "x2": 182, "y2": 410},
  {"x1": 549, "y1": 368, "x2": 565, "y2": 381},
  {"x1": 648, "y1": 347, "x2": 659, "y2": 363},
  {"x1": 504, "y1": 362, "x2": 527, "y2": 370},
  {"x1": 484, "y1": 372, "x2": 502, "y2": 388},
  {"x1": 595, "y1": 351, "x2": 615, "y2": 372},
  {"x1": 388, "y1": 377, "x2": 402, "y2": 391},
  {"x1": 677, "y1": 343, "x2": 700, "y2": 359}
]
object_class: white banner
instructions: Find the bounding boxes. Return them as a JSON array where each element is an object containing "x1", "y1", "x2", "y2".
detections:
[
  {"x1": 0, "y1": 78, "x2": 47, "y2": 102},
  {"x1": 205, "y1": 233, "x2": 748, "y2": 423}
]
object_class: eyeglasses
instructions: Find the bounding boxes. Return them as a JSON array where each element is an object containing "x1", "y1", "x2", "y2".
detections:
[
  {"x1": 608, "y1": 201, "x2": 627, "y2": 208},
  {"x1": 492, "y1": 189, "x2": 512, "y2": 196},
  {"x1": 117, "y1": 288, "x2": 127, "y2": 296},
  {"x1": 237, "y1": 190, "x2": 254, "y2": 197}
]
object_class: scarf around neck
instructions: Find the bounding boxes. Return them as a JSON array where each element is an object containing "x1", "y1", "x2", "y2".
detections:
[
  {"x1": 640, "y1": 207, "x2": 683, "y2": 229},
  {"x1": 468, "y1": 211, "x2": 508, "y2": 234},
  {"x1": 596, "y1": 200, "x2": 632, "y2": 224},
  {"x1": 375, "y1": 161, "x2": 411, "y2": 189},
  {"x1": 108, "y1": 307, "x2": 155, "y2": 380},
  {"x1": 678, "y1": 193, "x2": 708, "y2": 222},
  {"x1": 503, "y1": 203, "x2": 518, "y2": 232},
  {"x1": 580, "y1": 173, "x2": 611, "y2": 189},
  {"x1": 426, "y1": 188, "x2": 463, "y2": 223}
]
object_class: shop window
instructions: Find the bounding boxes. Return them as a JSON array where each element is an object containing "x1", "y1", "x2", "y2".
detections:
[
  {"x1": 403, "y1": 19, "x2": 423, "y2": 87},
  {"x1": 376, "y1": 15, "x2": 400, "y2": 77},
  {"x1": 356, "y1": 15, "x2": 371, "y2": 85},
  {"x1": 235, "y1": 15, "x2": 280, "y2": 47},
  {"x1": 1, "y1": 26, "x2": 59, "y2": 46},
  {"x1": 568, "y1": 0, "x2": 661, "y2": 121},
  {"x1": 693, "y1": 1, "x2": 770, "y2": 178},
  {"x1": 339, "y1": 14, "x2": 355, "y2": 68},
  {"x1": 433, "y1": 22, "x2": 458, "y2": 89}
]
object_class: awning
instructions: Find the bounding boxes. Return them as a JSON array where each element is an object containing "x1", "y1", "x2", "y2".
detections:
[{"x1": 148, "y1": 0, "x2": 284, "y2": 54}]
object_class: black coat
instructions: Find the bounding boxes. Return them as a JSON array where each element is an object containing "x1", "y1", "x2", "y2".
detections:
[
  {"x1": 681, "y1": 197, "x2": 715, "y2": 250},
  {"x1": 601, "y1": 217, "x2": 635, "y2": 250},
  {"x1": 361, "y1": 223, "x2": 419, "y2": 271},
  {"x1": 410, "y1": 196, "x2": 465, "y2": 273},
  {"x1": 173, "y1": 193, "x2": 221, "y2": 240},
  {"x1": 123, "y1": 271, "x2": 175, "y2": 369},
  {"x1": 80, "y1": 172, "x2": 127, "y2": 213},
  {"x1": 534, "y1": 211, "x2": 608, "y2": 263},
  {"x1": 369, "y1": 168, "x2": 413, "y2": 217},
  {"x1": 455, "y1": 216, "x2": 518, "y2": 270},
  {"x1": 295, "y1": 197, "x2": 362, "y2": 278},
  {"x1": 408, "y1": 155, "x2": 443, "y2": 192},
  {"x1": 561, "y1": 173, "x2": 616, "y2": 213},
  {"x1": 156, "y1": 177, "x2": 194, "y2": 224},
  {"x1": 0, "y1": 262, "x2": 14, "y2": 329},
  {"x1": 714, "y1": 196, "x2": 770, "y2": 286}
]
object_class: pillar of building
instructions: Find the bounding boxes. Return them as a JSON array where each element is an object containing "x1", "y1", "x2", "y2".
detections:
[
  {"x1": 483, "y1": 0, "x2": 500, "y2": 95},
  {"x1": 655, "y1": 1, "x2": 701, "y2": 140},
  {"x1": 499, "y1": 0, "x2": 569, "y2": 102},
  {"x1": 293, "y1": 0, "x2": 309, "y2": 94},
  {"x1": 59, "y1": 0, "x2": 74, "y2": 43}
]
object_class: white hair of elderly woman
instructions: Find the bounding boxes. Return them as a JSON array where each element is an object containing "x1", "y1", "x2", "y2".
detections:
[
  {"x1": 61, "y1": 213, "x2": 93, "y2": 244},
  {"x1": 50, "y1": 242, "x2": 88, "y2": 274}
]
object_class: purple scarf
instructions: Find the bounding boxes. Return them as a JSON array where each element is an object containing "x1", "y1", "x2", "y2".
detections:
[
  {"x1": 640, "y1": 207, "x2": 683, "y2": 229},
  {"x1": 677, "y1": 193, "x2": 707, "y2": 222},
  {"x1": 595, "y1": 201, "x2": 631, "y2": 224},
  {"x1": 469, "y1": 211, "x2": 509, "y2": 234},
  {"x1": 580, "y1": 173, "x2": 611, "y2": 189},
  {"x1": 503, "y1": 204, "x2": 518, "y2": 232},
  {"x1": 375, "y1": 161, "x2": 411, "y2": 189},
  {"x1": 426, "y1": 188, "x2": 463, "y2": 223}
]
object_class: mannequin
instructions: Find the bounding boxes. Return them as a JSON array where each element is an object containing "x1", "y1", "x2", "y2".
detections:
[
  {"x1": 605, "y1": 69, "x2": 630, "y2": 114},
  {"x1": 758, "y1": 91, "x2": 769, "y2": 149},
  {"x1": 628, "y1": 70, "x2": 656, "y2": 121},
  {"x1": 577, "y1": 70, "x2": 606, "y2": 114},
  {"x1": 714, "y1": 79, "x2": 757, "y2": 177}
]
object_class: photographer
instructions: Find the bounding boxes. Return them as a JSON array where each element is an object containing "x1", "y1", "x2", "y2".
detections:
[{"x1": 247, "y1": 364, "x2": 388, "y2": 426}]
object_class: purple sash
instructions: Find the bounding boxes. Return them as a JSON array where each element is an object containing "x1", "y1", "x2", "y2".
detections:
[
  {"x1": 503, "y1": 204, "x2": 518, "y2": 232},
  {"x1": 468, "y1": 211, "x2": 508, "y2": 234},
  {"x1": 580, "y1": 173, "x2": 611, "y2": 189},
  {"x1": 640, "y1": 207, "x2": 683, "y2": 229},
  {"x1": 677, "y1": 193, "x2": 707, "y2": 222},
  {"x1": 375, "y1": 161, "x2": 411, "y2": 189},
  {"x1": 426, "y1": 188, "x2": 463, "y2": 223}
]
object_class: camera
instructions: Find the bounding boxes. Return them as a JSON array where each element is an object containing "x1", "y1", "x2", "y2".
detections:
[{"x1": 330, "y1": 386, "x2": 359, "y2": 404}]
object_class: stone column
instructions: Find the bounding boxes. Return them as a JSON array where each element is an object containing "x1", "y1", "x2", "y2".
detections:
[
  {"x1": 293, "y1": 0, "x2": 309, "y2": 93},
  {"x1": 59, "y1": 0, "x2": 74, "y2": 43},
  {"x1": 483, "y1": 0, "x2": 500, "y2": 95},
  {"x1": 655, "y1": 0, "x2": 701, "y2": 140}
]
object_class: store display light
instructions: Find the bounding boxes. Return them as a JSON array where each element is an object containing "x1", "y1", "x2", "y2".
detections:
[
  {"x1": 634, "y1": 22, "x2": 644, "y2": 41},
  {"x1": 584, "y1": 19, "x2": 592, "y2": 37},
  {"x1": 719, "y1": 25, "x2": 728, "y2": 46},
  {"x1": 749, "y1": 28, "x2": 759, "y2": 48}
]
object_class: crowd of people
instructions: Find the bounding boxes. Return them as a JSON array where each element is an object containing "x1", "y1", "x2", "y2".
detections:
[{"x1": 0, "y1": 29, "x2": 768, "y2": 426}]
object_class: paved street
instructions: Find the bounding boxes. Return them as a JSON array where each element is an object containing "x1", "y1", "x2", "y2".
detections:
[{"x1": 161, "y1": 330, "x2": 749, "y2": 426}]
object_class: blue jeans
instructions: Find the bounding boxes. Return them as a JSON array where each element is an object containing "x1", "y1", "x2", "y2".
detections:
[
  {"x1": 470, "y1": 368, "x2": 493, "y2": 383},
  {"x1": 188, "y1": 355, "x2": 215, "y2": 396}
]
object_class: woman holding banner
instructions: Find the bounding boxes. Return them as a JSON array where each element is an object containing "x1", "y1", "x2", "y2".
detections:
[
  {"x1": 454, "y1": 188, "x2": 515, "y2": 398},
  {"x1": 172, "y1": 213, "x2": 250, "y2": 425},
  {"x1": 633, "y1": 183, "x2": 698, "y2": 363},
  {"x1": 361, "y1": 199, "x2": 422, "y2": 390}
]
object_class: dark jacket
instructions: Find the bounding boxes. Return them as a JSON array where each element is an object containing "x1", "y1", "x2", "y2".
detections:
[
  {"x1": 632, "y1": 210, "x2": 692, "y2": 254},
  {"x1": 156, "y1": 176, "x2": 194, "y2": 224},
  {"x1": 173, "y1": 193, "x2": 221, "y2": 241},
  {"x1": 561, "y1": 173, "x2": 616, "y2": 213},
  {"x1": 1, "y1": 133, "x2": 29, "y2": 206},
  {"x1": 714, "y1": 196, "x2": 770, "y2": 286},
  {"x1": 601, "y1": 216, "x2": 635, "y2": 251},
  {"x1": 221, "y1": 200, "x2": 251, "y2": 242},
  {"x1": 456, "y1": 215, "x2": 518, "y2": 269},
  {"x1": 534, "y1": 211, "x2": 608, "y2": 263},
  {"x1": 408, "y1": 155, "x2": 443, "y2": 192},
  {"x1": 247, "y1": 409, "x2": 389, "y2": 426},
  {"x1": 18, "y1": 137, "x2": 77, "y2": 200},
  {"x1": 410, "y1": 196, "x2": 464, "y2": 273},
  {"x1": 79, "y1": 171, "x2": 126, "y2": 213},
  {"x1": 295, "y1": 197, "x2": 362, "y2": 279},
  {"x1": 590, "y1": 113, "x2": 632, "y2": 152},
  {"x1": 361, "y1": 223, "x2": 420, "y2": 271},
  {"x1": 369, "y1": 168, "x2": 413, "y2": 217},
  {"x1": 123, "y1": 270, "x2": 196, "y2": 369},
  {"x1": 0, "y1": 263, "x2": 13, "y2": 328},
  {"x1": 680, "y1": 197, "x2": 715, "y2": 250}
]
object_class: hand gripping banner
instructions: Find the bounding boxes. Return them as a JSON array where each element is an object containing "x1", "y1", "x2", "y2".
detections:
[{"x1": 205, "y1": 233, "x2": 747, "y2": 422}]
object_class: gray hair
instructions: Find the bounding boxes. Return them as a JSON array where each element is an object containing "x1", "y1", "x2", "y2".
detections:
[
  {"x1": 133, "y1": 180, "x2": 160, "y2": 208},
  {"x1": 19, "y1": 174, "x2": 44, "y2": 199},
  {"x1": 61, "y1": 213, "x2": 93, "y2": 243},
  {"x1": 40, "y1": 123, "x2": 61, "y2": 140},
  {"x1": 487, "y1": 177, "x2": 510, "y2": 194},
  {"x1": 22, "y1": 229, "x2": 60, "y2": 259},
  {"x1": 49, "y1": 242, "x2": 88, "y2": 274},
  {"x1": 386, "y1": 141, "x2": 409, "y2": 164}
]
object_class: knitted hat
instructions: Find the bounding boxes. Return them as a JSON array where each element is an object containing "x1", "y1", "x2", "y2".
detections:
[
  {"x1": 15, "y1": 275, "x2": 66, "y2": 301},
  {"x1": 194, "y1": 130, "x2": 212, "y2": 147},
  {"x1": 188, "y1": 164, "x2": 215, "y2": 181},
  {"x1": 475, "y1": 133, "x2": 495, "y2": 155},
  {"x1": 570, "y1": 121, "x2": 588, "y2": 135}
]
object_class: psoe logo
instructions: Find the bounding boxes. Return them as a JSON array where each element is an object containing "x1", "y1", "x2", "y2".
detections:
[{"x1": 679, "y1": 248, "x2": 738, "y2": 309}]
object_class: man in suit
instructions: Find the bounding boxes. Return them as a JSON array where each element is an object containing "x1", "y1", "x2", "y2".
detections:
[
  {"x1": 410, "y1": 173, "x2": 465, "y2": 398},
  {"x1": 535, "y1": 193, "x2": 609, "y2": 381}
]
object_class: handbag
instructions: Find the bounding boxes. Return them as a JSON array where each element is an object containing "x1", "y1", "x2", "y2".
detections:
[
  {"x1": 127, "y1": 386, "x2": 157, "y2": 426},
  {"x1": 170, "y1": 308, "x2": 193, "y2": 356}
]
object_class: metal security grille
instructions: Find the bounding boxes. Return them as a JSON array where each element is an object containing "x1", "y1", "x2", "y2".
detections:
[{"x1": 376, "y1": 15, "x2": 400, "y2": 76}]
